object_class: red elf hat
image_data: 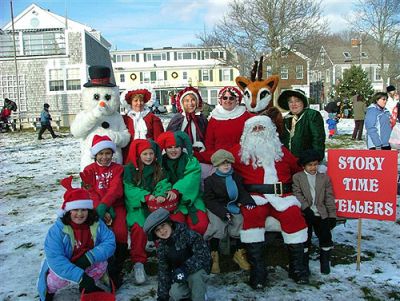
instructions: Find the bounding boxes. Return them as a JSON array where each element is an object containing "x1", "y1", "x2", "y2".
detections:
[
  {"x1": 90, "y1": 135, "x2": 116, "y2": 158},
  {"x1": 58, "y1": 176, "x2": 93, "y2": 216}
]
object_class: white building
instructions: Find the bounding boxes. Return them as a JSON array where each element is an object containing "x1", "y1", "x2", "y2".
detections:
[
  {"x1": 111, "y1": 47, "x2": 240, "y2": 108},
  {"x1": 0, "y1": 4, "x2": 113, "y2": 127}
]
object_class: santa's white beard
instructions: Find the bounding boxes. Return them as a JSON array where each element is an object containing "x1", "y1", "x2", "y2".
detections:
[{"x1": 240, "y1": 131, "x2": 283, "y2": 170}]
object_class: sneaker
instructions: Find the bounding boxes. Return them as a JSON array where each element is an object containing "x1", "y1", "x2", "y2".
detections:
[
  {"x1": 233, "y1": 249, "x2": 251, "y2": 271},
  {"x1": 133, "y1": 262, "x2": 147, "y2": 284}
]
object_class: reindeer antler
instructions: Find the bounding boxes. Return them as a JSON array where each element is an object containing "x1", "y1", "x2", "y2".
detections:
[
  {"x1": 60, "y1": 176, "x2": 73, "y2": 190},
  {"x1": 250, "y1": 60, "x2": 258, "y2": 82},
  {"x1": 257, "y1": 56, "x2": 264, "y2": 81}
]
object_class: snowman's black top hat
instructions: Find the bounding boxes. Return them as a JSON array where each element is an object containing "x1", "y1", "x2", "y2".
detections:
[{"x1": 83, "y1": 65, "x2": 116, "y2": 87}]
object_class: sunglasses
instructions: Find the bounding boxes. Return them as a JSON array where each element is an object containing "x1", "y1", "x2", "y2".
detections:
[{"x1": 222, "y1": 96, "x2": 236, "y2": 101}]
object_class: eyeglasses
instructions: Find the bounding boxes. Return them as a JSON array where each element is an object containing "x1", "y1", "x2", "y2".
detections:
[{"x1": 222, "y1": 96, "x2": 236, "y2": 101}]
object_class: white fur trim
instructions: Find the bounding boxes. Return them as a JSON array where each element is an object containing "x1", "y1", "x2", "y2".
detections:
[
  {"x1": 210, "y1": 105, "x2": 246, "y2": 120},
  {"x1": 64, "y1": 199, "x2": 94, "y2": 212},
  {"x1": 179, "y1": 91, "x2": 199, "y2": 110},
  {"x1": 281, "y1": 227, "x2": 308, "y2": 244},
  {"x1": 265, "y1": 195, "x2": 301, "y2": 212},
  {"x1": 240, "y1": 227, "x2": 265, "y2": 243},
  {"x1": 90, "y1": 140, "x2": 116, "y2": 157},
  {"x1": 262, "y1": 162, "x2": 278, "y2": 184},
  {"x1": 252, "y1": 195, "x2": 269, "y2": 206}
]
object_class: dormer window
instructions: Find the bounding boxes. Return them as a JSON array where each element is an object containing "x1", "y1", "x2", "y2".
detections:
[
  {"x1": 361, "y1": 52, "x2": 368, "y2": 58},
  {"x1": 343, "y1": 52, "x2": 351, "y2": 61}
]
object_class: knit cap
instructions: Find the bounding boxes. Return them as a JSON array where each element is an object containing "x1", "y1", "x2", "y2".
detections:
[
  {"x1": 211, "y1": 149, "x2": 235, "y2": 167},
  {"x1": 156, "y1": 131, "x2": 193, "y2": 156},
  {"x1": 125, "y1": 139, "x2": 161, "y2": 168}
]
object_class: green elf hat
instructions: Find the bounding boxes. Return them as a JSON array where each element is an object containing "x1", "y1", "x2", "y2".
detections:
[{"x1": 156, "y1": 130, "x2": 193, "y2": 156}]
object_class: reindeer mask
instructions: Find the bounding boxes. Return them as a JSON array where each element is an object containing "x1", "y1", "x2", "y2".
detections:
[{"x1": 235, "y1": 56, "x2": 279, "y2": 113}]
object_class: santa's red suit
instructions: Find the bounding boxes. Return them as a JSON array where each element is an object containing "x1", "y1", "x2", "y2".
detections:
[
  {"x1": 81, "y1": 162, "x2": 128, "y2": 244},
  {"x1": 231, "y1": 144, "x2": 308, "y2": 244}
]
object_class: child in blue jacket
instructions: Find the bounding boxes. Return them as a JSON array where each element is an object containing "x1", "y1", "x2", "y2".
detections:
[{"x1": 37, "y1": 176, "x2": 116, "y2": 301}]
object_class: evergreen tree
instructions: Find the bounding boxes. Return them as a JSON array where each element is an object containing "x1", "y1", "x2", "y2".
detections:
[{"x1": 337, "y1": 65, "x2": 374, "y2": 105}]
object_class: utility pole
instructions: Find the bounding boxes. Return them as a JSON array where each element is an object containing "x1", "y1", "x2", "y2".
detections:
[{"x1": 10, "y1": 0, "x2": 21, "y2": 129}]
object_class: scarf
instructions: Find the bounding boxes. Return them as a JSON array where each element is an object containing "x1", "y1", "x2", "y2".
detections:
[
  {"x1": 215, "y1": 169, "x2": 238, "y2": 202},
  {"x1": 181, "y1": 112, "x2": 204, "y2": 145},
  {"x1": 128, "y1": 108, "x2": 150, "y2": 139}
]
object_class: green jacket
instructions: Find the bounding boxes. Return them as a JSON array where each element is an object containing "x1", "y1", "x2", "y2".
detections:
[
  {"x1": 282, "y1": 108, "x2": 326, "y2": 159},
  {"x1": 163, "y1": 154, "x2": 206, "y2": 217},
  {"x1": 124, "y1": 163, "x2": 172, "y2": 228}
]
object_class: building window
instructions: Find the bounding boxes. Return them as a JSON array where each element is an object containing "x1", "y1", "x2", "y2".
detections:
[
  {"x1": 146, "y1": 52, "x2": 167, "y2": 61},
  {"x1": 0, "y1": 33, "x2": 20, "y2": 57},
  {"x1": 280, "y1": 66, "x2": 288, "y2": 80},
  {"x1": 49, "y1": 69, "x2": 64, "y2": 91},
  {"x1": 182, "y1": 71, "x2": 188, "y2": 80},
  {"x1": 0, "y1": 74, "x2": 27, "y2": 111},
  {"x1": 156, "y1": 71, "x2": 165, "y2": 81},
  {"x1": 120, "y1": 74, "x2": 125, "y2": 82},
  {"x1": 375, "y1": 67, "x2": 382, "y2": 81},
  {"x1": 22, "y1": 31, "x2": 66, "y2": 56},
  {"x1": 210, "y1": 90, "x2": 218, "y2": 105},
  {"x1": 295, "y1": 65, "x2": 304, "y2": 80},
  {"x1": 66, "y1": 68, "x2": 80, "y2": 90},
  {"x1": 201, "y1": 69, "x2": 210, "y2": 81},
  {"x1": 222, "y1": 69, "x2": 231, "y2": 81},
  {"x1": 325, "y1": 69, "x2": 330, "y2": 82},
  {"x1": 343, "y1": 52, "x2": 351, "y2": 62},
  {"x1": 177, "y1": 52, "x2": 196, "y2": 60}
]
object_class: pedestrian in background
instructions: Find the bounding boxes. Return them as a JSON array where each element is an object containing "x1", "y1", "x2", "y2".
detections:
[
  {"x1": 38, "y1": 103, "x2": 59, "y2": 140},
  {"x1": 351, "y1": 94, "x2": 366, "y2": 140},
  {"x1": 365, "y1": 92, "x2": 391, "y2": 150}
]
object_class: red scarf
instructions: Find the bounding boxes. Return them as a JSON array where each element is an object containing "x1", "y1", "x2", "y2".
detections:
[
  {"x1": 70, "y1": 222, "x2": 94, "y2": 262},
  {"x1": 185, "y1": 112, "x2": 204, "y2": 143}
]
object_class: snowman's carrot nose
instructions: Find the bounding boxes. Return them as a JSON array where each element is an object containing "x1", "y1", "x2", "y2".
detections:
[{"x1": 99, "y1": 101, "x2": 106, "y2": 107}]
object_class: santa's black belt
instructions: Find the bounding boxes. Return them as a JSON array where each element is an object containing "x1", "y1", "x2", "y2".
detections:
[{"x1": 244, "y1": 183, "x2": 292, "y2": 196}]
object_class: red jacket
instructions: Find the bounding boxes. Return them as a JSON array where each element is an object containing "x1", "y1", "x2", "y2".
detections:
[
  {"x1": 122, "y1": 113, "x2": 164, "y2": 163},
  {"x1": 81, "y1": 162, "x2": 124, "y2": 208}
]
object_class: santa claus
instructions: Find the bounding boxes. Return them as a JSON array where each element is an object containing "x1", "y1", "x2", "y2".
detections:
[{"x1": 230, "y1": 115, "x2": 309, "y2": 289}]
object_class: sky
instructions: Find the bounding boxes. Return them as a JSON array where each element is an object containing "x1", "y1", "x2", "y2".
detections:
[{"x1": 0, "y1": 0, "x2": 354, "y2": 50}]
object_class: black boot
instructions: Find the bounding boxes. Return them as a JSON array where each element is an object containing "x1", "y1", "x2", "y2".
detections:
[
  {"x1": 108, "y1": 243, "x2": 128, "y2": 289},
  {"x1": 45, "y1": 292, "x2": 54, "y2": 301},
  {"x1": 245, "y1": 242, "x2": 267, "y2": 289},
  {"x1": 320, "y1": 249, "x2": 331, "y2": 274},
  {"x1": 287, "y1": 243, "x2": 309, "y2": 284},
  {"x1": 303, "y1": 250, "x2": 310, "y2": 276}
]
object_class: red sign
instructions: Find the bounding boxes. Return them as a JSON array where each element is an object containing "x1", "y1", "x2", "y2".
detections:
[{"x1": 327, "y1": 149, "x2": 397, "y2": 221}]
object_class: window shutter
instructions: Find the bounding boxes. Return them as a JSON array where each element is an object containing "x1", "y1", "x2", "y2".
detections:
[
  {"x1": 197, "y1": 51, "x2": 201, "y2": 60},
  {"x1": 230, "y1": 69, "x2": 233, "y2": 81},
  {"x1": 136, "y1": 53, "x2": 139, "y2": 62},
  {"x1": 198, "y1": 70, "x2": 202, "y2": 81},
  {"x1": 151, "y1": 71, "x2": 156, "y2": 81},
  {"x1": 167, "y1": 52, "x2": 170, "y2": 61},
  {"x1": 164, "y1": 70, "x2": 167, "y2": 80},
  {"x1": 201, "y1": 51, "x2": 204, "y2": 60},
  {"x1": 144, "y1": 53, "x2": 147, "y2": 62},
  {"x1": 219, "y1": 69, "x2": 222, "y2": 81},
  {"x1": 210, "y1": 70, "x2": 213, "y2": 81},
  {"x1": 174, "y1": 52, "x2": 177, "y2": 60},
  {"x1": 140, "y1": 72, "x2": 143, "y2": 81}
]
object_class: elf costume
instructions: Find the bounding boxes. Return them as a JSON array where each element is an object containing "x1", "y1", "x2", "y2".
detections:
[{"x1": 156, "y1": 131, "x2": 209, "y2": 235}]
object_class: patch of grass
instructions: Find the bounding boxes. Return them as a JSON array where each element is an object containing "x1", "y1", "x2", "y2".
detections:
[
  {"x1": 373, "y1": 268, "x2": 383, "y2": 274},
  {"x1": 15, "y1": 242, "x2": 35, "y2": 249},
  {"x1": 388, "y1": 291, "x2": 400, "y2": 300},
  {"x1": 7, "y1": 209, "x2": 19, "y2": 216},
  {"x1": 326, "y1": 134, "x2": 360, "y2": 149},
  {"x1": 361, "y1": 286, "x2": 381, "y2": 301}
]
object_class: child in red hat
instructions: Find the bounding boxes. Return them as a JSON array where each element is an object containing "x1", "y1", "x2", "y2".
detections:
[
  {"x1": 37, "y1": 176, "x2": 116, "y2": 301},
  {"x1": 79, "y1": 134, "x2": 127, "y2": 289},
  {"x1": 156, "y1": 131, "x2": 209, "y2": 235},
  {"x1": 123, "y1": 138, "x2": 176, "y2": 284}
]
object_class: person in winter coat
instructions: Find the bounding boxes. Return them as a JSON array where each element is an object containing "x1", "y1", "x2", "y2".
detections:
[
  {"x1": 124, "y1": 139, "x2": 176, "y2": 284},
  {"x1": 231, "y1": 116, "x2": 308, "y2": 289},
  {"x1": 143, "y1": 208, "x2": 211, "y2": 301},
  {"x1": 351, "y1": 95, "x2": 367, "y2": 140},
  {"x1": 122, "y1": 89, "x2": 164, "y2": 163},
  {"x1": 38, "y1": 103, "x2": 59, "y2": 140},
  {"x1": 278, "y1": 89, "x2": 326, "y2": 159},
  {"x1": 37, "y1": 176, "x2": 115, "y2": 301},
  {"x1": 326, "y1": 113, "x2": 338, "y2": 139},
  {"x1": 156, "y1": 131, "x2": 209, "y2": 235},
  {"x1": 365, "y1": 92, "x2": 392, "y2": 150},
  {"x1": 292, "y1": 149, "x2": 337, "y2": 275},
  {"x1": 166, "y1": 87, "x2": 208, "y2": 153},
  {"x1": 203, "y1": 149, "x2": 255, "y2": 274},
  {"x1": 80, "y1": 135, "x2": 127, "y2": 289}
]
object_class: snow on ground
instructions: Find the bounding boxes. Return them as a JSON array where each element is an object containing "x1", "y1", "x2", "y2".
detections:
[{"x1": 1, "y1": 118, "x2": 399, "y2": 301}]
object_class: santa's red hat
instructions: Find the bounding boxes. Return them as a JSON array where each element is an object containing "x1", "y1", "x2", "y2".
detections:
[
  {"x1": 156, "y1": 131, "x2": 193, "y2": 156},
  {"x1": 218, "y1": 86, "x2": 243, "y2": 104},
  {"x1": 175, "y1": 86, "x2": 203, "y2": 113},
  {"x1": 125, "y1": 89, "x2": 152, "y2": 104},
  {"x1": 58, "y1": 176, "x2": 93, "y2": 216},
  {"x1": 90, "y1": 135, "x2": 116, "y2": 158}
]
